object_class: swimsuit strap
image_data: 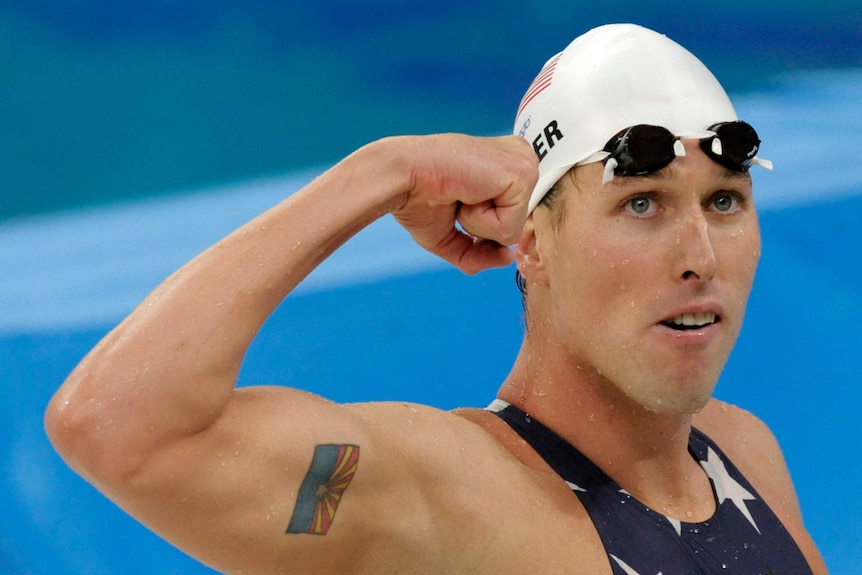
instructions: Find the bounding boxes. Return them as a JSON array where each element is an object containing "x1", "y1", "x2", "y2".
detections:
[{"x1": 487, "y1": 399, "x2": 610, "y2": 493}]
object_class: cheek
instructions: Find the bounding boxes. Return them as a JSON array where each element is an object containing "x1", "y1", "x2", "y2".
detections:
[
  {"x1": 548, "y1": 232, "x2": 649, "y2": 326},
  {"x1": 725, "y1": 221, "x2": 762, "y2": 286},
  {"x1": 578, "y1": 228, "x2": 659, "y2": 294}
]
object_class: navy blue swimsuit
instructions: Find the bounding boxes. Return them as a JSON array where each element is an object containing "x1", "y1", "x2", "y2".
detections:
[{"x1": 489, "y1": 400, "x2": 813, "y2": 575}]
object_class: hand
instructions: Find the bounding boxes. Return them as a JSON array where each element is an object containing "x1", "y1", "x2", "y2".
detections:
[{"x1": 391, "y1": 134, "x2": 538, "y2": 274}]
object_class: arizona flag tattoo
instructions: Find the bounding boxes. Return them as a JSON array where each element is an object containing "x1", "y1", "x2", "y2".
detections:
[{"x1": 286, "y1": 444, "x2": 360, "y2": 535}]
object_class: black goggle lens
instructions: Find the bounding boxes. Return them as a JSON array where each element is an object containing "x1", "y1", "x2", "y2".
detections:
[
  {"x1": 603, "y1": 125, "x2": 677, "y2": 176},
  {"x1": 700, "y1": 121, "x2": 761, "y2": 172},
  {"x1": 602, "y1": 121, "x2": 762, "y2": 177}
]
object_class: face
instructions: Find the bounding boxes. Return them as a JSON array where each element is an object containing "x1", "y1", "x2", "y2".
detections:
[{"x1": 528, "y1": 140, "x2": 761, "y2": 414}]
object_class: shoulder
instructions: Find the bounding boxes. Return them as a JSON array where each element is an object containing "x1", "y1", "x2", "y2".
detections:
[
  {"x1": 693, "y1": 399, "x2": 828, "y2": 574},
  {"x1": 342, "y1": 402, "x2": 608, "y2": 573},
  {"x1": 693, "y1": 399, "x2": 783, "y2": 466},
  {"x1": 693, "y1": 399, "x2": 794, "y2": 512},
  {"x1": 348, "y1": 402, "x2": 567, "y2": 504}
]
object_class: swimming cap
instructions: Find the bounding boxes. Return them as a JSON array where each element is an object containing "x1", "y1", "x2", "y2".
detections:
[{"x1": 514, "y1": 23, "x2": 738, "y2": 213}]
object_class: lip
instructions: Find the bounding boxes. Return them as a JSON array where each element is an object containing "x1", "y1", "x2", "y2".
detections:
[{"x1": 653, "y1": 302, "x2": 726, "y2": 343}]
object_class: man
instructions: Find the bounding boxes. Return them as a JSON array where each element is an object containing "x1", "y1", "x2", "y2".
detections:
[{"x1": 46, "y1": 24, "x2": 827, "y2": 575}]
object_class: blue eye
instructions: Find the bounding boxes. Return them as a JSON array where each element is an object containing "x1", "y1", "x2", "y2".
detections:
[
  {"x1": 712, "y1": 193, "x2": 738, "y2": 212},
  {"x1": 627, "y1": 196, "x2": 653, "y2": 215}
]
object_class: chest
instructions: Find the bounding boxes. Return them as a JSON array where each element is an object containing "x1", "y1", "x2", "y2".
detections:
[{"x1": 470, "y1": 404, "x2": 813, "y2": 575}]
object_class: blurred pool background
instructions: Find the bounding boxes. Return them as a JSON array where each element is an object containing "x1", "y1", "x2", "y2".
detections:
[{"x1": 1, "y1": 2, "x2": 860, "y2": 573}]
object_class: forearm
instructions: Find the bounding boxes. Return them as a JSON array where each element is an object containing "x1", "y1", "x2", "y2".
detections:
[{"x1": 46, "y1": 137, "x2": 411, "y2": 478}]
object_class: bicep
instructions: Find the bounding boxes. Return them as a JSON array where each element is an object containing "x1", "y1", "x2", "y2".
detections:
[
  {"x1": 102, "y1": 387, "x2": 489, "y2": 575},
  {"x1": 104, "y1": 386, "x2": 422, "y2": 574}
]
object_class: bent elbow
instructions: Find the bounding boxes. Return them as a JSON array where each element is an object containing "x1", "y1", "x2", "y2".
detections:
[{"x1": 45, "y1": 372, "x2": 145, "y2": 487}]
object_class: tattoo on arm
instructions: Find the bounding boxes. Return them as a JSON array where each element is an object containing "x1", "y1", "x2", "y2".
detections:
[{"x1": 286, "y1": 444, "x2": 360, "y2": 535}]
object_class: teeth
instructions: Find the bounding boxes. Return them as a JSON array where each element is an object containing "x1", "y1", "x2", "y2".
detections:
[{"x1": 670, "y1": 312, "x2": 716, "y2": 327}]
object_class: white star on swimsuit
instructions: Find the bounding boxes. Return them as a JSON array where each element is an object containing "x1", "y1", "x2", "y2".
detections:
[
  {"x1": 610, "y1": 554, "x2": 663, "y2": 575},
  {"x1": 700, "y1": 446, "x2": 760, "y2": 533}
]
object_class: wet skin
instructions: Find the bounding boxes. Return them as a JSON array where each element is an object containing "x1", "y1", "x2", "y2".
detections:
[{"x1": 523, "y1": 139, "x2": 761, "y2": 415}]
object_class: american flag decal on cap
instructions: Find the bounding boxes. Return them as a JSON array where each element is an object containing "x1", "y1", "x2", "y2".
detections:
[{"x1": 517, "y1": 53, "x2": 562, "y2": 117}]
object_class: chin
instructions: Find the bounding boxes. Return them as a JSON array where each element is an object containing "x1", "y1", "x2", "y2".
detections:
[
  {"x1": 626, "y1": 374, "x2": 717, "y2": 415},
  {"x1": 640, "y1": 392, "x2": 712, "y2": 415}
]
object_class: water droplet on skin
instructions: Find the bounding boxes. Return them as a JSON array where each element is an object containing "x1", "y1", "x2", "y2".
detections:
[
  {"x1": 686, "y1": 510, "x2": 694, "y2": 518},
  {"x1": 587, "y1": 413, "x2": 596, "y2": 422}
]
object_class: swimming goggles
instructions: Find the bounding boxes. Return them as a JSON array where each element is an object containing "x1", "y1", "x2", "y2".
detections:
[{"x1": 599, "y1": 121, "x2": 773, "y2": 184}]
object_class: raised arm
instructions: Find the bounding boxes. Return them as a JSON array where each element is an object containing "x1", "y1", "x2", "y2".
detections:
[{"x1": 44, "y1": 134, "x2": 537, "y2": 574}]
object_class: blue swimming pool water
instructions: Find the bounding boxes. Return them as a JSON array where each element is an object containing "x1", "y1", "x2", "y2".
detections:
[{"x1": 1, "y1": 3, "x2": 860, "y2": 574}]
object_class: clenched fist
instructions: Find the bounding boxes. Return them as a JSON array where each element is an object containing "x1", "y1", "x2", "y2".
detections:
[{"x1": 389, "y1": 134, "x2": 538, "y2": 274}]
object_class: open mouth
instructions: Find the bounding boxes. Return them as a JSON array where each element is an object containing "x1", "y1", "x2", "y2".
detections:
[{"x1": 661, "y1": 312, "x2": 720, "y2": 331}]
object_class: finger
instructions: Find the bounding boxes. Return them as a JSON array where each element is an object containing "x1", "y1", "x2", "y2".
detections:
[
  {"x1": 425, "y1": 227, "x2": 514, "y2": 275},
  {"x1": 458, "y1": 199, "x2": 528, "y2": 246},
  {"x1": 457, "y1": 239, "x2": 515, "y2": 275}
]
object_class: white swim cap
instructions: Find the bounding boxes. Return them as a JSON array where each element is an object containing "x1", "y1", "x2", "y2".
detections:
[{"x1": 514, "y1": 23, "x2": 738, "y2": 213}]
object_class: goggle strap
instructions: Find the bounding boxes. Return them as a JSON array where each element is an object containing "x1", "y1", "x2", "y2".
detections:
[
  {"x1": 673, "y1": 140, "x2": 687, "y2": 157},
  {"x1": 752, "y1": 157, "x2": 773, "y2": 170},
  {"x1": 580, "y1": 150, "x2": 611, "y2": 165},
  {"x1": 602, "y1": 158, "x2": 618, "y2": 184}
]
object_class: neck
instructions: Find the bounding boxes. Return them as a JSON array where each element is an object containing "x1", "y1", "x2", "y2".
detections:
[{"x1": 497, "y1": 334, "x2": 714, "y2": 519}]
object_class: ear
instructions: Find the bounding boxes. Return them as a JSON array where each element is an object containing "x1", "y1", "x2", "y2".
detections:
[{"x1": 514, "y1": 215, "x2": 549, "y2": 286}]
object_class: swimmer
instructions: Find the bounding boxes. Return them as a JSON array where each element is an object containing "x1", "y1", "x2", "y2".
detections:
[{"x1": 46, "y1": 23, "x2": 827, "y2": 575}]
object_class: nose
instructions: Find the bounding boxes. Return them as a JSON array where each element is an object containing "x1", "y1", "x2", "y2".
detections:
[{"x1": 673, "y1": 212, "x2": 718, "y2": 283}]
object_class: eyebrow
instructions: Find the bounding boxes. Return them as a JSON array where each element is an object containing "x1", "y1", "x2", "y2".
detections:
[{"x1": 609, "y1": 164, "x2": 751, "y2": 188}]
